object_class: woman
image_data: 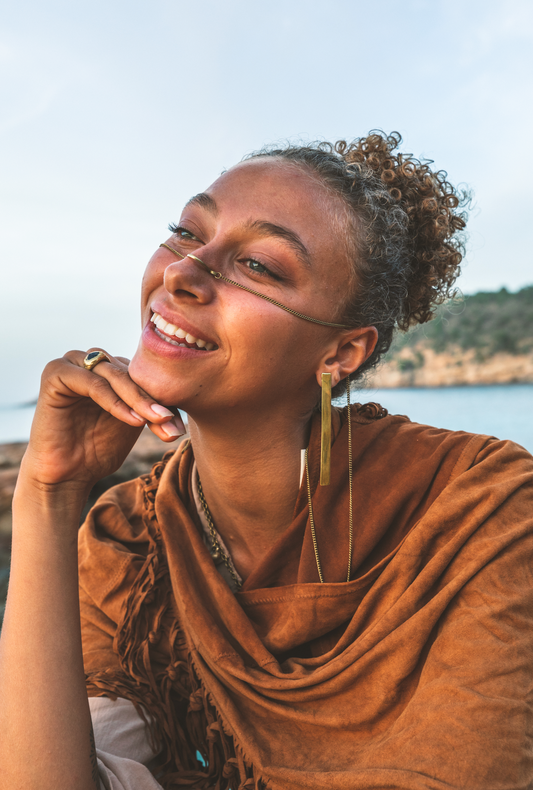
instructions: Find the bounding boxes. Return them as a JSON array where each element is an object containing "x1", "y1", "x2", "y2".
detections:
[{"x1": 2, "y1": 132, "x2": 533, "y2": 790}]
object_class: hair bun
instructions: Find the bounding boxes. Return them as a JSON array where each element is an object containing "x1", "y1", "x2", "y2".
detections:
[{"x1": 339, "y1": 131, "x2": 469, "y2": 327}]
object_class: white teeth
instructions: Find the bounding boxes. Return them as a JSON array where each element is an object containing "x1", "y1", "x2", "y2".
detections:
[
  {"x1": 154, "y1": 328, "x2": 180, "y2": 346},
  {"x1": 151, "y1": 312, "x2": 216, "y2": 350}
]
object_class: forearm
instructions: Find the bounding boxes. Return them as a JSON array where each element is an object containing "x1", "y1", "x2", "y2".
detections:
[{"x1": 0, "y1": 478, "x2": 99, "y2": 790}]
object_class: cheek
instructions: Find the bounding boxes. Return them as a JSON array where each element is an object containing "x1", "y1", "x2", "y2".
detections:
[
  {"x1": 140, "y1": 261, "x2": 164, "y2": 303},
  {"x1": 224, "y1": 303, "x2": 321, "y2": 380}
]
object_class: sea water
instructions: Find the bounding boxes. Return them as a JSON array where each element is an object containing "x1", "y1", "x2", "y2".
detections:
[
  {"x1": 348, "y1": 384, "x2": 533, "y2": 454},
  {"x1": 1, "y1": 385, "x2": 532, "y2": 454},
  {"x1": 0, "y1": 403, "x2": 37, "y2": 445}
]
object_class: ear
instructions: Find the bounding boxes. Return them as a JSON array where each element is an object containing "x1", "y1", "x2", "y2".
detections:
[{"x1": 315, "y1": 326, "x2": 378, "y2": 388}]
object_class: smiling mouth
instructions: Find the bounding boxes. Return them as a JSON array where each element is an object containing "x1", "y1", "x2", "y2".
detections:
[{"x1": 150, "y1": 312, "x2": 218, "y2": 350}]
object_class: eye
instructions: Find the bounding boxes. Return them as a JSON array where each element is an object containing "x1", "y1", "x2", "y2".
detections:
[
  {"x1": 168, "y1": 223, "x2": 202, "y2": 242},
  {"x1": 248, "y1": 259, "x2": 268, "y2": 274},
  {"x1": 240, "y1": 258, "x2": 280, "y2": 280}
]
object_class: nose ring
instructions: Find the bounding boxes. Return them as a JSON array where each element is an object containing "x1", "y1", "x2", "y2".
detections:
[
  {"x1": 186, "y1": 253, "x2": 222, "y2": 278},
  {"x1": 159, "y1": 243, "x2": 222, "y2": 278},
  {"x1": 160, "y1": 243, "x2": 208, "y2": 269}
]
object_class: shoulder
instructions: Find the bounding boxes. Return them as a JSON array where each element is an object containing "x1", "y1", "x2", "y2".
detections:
[
  {"x1": 331, "y1": 403, "x2": 533, "y2": 543},
  {"x1": 342, "y1": 400, "x2": 533, "y2": 474}
]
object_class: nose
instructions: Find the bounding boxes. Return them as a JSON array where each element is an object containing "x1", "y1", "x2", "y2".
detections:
[{"x1": 161, "y1": 245, "x2": 216, "y2": 302}]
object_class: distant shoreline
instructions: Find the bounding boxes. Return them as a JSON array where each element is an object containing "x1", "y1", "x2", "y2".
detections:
[
  {"x1": 371, "y1": 285, "x2": 533, "y2": 389},
  {"x1": 361, "y1": 379, "x2": 533, "y2": 391},
  {"x1": 0, "y1": 400, "x2": 37, "y2": 411},
  {"x1": 366, "y1": 350, "x2": 533, "y2": 390}
]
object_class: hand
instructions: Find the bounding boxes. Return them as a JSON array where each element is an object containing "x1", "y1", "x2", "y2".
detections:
[{"x1": 20, "y1": 348, "x2": 186, "y2": 495}]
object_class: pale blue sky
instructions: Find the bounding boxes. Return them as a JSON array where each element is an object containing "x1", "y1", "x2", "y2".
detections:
[{"x1": 1, "y1": 0, "x2": 532, "y2": 405}]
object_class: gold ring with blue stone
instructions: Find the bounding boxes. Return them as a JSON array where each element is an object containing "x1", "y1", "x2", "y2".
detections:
[{"x1": 83, "y1": 351, "x2": 111, "y2": 371}]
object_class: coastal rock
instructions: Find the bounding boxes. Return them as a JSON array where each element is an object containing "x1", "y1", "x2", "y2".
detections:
[
  {"x1": 0, "y1": 443, "x2": 27, "y2": 471},
  {"x1": 366, "y1": 285, "x2": 533, "y2": 389},
  {"x1": 367, "y1": 348, "x2": 533, "y2": 389},
  {"x1": 0, "y1": 469, "x2": 19, "y2": 535}
]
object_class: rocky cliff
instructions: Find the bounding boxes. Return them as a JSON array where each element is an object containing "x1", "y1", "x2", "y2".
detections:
[
  {"x1": 365, "y1": 285, "x2": 533, "y2": 389},
  {"x1": 367, "y1": 346, "x2": 533, "y2": 388}
]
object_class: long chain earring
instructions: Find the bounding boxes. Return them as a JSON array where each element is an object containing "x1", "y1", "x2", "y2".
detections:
[
  {"x1": 320, "y1": 372, "x2": 332, "y2": 486},
  {"x1": 346, "y1": 373, "x2": 353, "y2": 582},
  {"x1": 306, "y1": 372, "x2": 354, "y2": 584}
]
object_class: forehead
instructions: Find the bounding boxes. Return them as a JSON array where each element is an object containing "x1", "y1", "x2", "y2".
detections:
[{"x1": 202, "y1": 158, "x2": 346, "y2": 240}]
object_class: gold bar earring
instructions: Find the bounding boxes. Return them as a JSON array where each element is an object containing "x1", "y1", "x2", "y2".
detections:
[{"x1": 320, "y1": 372, "x2": 332, "y2": 486}]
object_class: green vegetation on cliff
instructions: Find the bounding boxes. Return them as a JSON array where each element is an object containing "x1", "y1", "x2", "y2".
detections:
[{"x1": 388, "y1": 285, "x2": 533, "y2": 364}]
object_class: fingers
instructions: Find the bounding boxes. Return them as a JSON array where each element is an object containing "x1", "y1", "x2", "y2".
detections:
[
  {"x1": 59, "y1": 349, "x2": 186, "y2": 438},
  {"x1": 147, "y1": 417, "x2": 187, "y2": 443}
]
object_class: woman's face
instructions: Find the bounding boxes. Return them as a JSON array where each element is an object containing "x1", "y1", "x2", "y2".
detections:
[{"x1": 129, "y1": 158, "x2": 358, "y2": 417}]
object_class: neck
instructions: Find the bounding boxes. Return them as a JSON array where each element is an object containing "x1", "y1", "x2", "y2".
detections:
[{"x1": 188, "y1": 407, "x2": 312, "y2": 581}]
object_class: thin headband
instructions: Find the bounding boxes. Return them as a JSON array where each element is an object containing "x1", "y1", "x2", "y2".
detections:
[{"x1": 159, "y1": 243, "x2": 352, "y2": 330}]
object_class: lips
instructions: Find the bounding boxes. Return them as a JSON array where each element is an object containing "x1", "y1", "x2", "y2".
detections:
[{"x1": 150, "y1": 312, "x2": 218, "y2": 350}]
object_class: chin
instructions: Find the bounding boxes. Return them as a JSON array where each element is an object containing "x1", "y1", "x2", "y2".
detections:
[{"x1": 128, "y1": 353, "x2": 183, "y2": 408}]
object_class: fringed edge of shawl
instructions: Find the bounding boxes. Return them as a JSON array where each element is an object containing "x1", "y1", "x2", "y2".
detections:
[
  {"x1": 86, "y1": 452, "x2": 269, "y2": 790},
  {"x1": 186, "y1": 650, "x2": 270, "y2": 790}
]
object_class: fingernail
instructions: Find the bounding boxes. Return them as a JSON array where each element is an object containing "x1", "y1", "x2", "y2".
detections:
[
  {"x1": 130, "y1": 410, "x2": 147, "y2": 423},
  {"x1": 151, "y1": 404, "x2": 175, "y2": 418},
  {"x1": 161, "y1": 420, "x2": 184, "y2": 438}
]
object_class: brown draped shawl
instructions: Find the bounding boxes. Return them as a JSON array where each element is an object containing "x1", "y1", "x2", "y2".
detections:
[{"x1": 79, "y1": 405, "x2": 533, "y2": 790}]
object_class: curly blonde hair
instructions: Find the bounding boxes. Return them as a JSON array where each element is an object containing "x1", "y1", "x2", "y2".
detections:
[{"x1": 246, "y1": 131, "x2": 469, "y2": 393}]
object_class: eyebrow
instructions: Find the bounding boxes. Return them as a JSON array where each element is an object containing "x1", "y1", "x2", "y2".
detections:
[
  {"x1": 183, "y1": 194, "x2": 312, "y2": 267},
  {"x1": 184, "y1": 192, "x2": 219, "y2": 215},
  {"x1": 246, "y1": 220, "x2": 312, "y2": 268}
]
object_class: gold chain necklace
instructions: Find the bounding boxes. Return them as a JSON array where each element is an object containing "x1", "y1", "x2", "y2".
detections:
[
  {"x1": 197, "y1": 379, "x2": 352, "y2": 589},
  {"x1": 196, "y1": 474, "x2": 243, "y2": 590}
]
